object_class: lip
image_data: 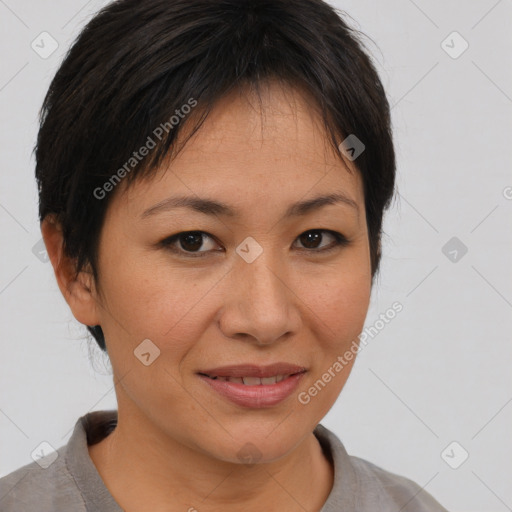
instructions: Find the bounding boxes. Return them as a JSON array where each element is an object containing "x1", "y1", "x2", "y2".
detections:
[
  {"x1": 197, "y1": 363, "x2": 307, "y2": 378},
  {"x1": 198, "y1": 371, "x2": 306, "y2": 408}
]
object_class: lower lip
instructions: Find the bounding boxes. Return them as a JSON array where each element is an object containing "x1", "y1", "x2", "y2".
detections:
[{"x1": 198, "y1": 372, "x2": 306, "y2": 408}]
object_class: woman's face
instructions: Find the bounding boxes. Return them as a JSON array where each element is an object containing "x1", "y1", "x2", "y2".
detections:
[{"x1": 90, "y1": 82, "x2": 372, "y2": 462}]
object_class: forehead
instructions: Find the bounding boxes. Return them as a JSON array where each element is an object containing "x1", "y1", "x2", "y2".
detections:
[
  {"x1": 112, "y1": 81, "x2": 364, "y2": 220},
  {"x1": 169, "y1": 80, "x2": 345, "y2": 165}
]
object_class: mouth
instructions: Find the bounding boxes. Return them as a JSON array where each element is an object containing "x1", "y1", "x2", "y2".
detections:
[
  {"x1": 196, "y1": 363, "x2": 307, "y2": 408},
  {"x1": 197, "y1": 362, "x2": 307, "y2": 382},
  {"x1": 197, "y1": 372, "x2": 303, "y2": 385}
]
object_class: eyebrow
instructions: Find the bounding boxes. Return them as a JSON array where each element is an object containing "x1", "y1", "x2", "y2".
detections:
[{"x1": 140, "y1": 192, "x2": 359, "y2": 220}]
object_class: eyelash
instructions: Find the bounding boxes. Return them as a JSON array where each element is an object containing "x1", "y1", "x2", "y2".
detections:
[{"x1": 159, "y1": 229, "x2": 350, "y2": 259}]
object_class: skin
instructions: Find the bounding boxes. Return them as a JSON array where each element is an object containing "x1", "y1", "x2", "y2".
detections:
[{"x1": 42, "y1": 80, "x2": 372, "y2": 512}]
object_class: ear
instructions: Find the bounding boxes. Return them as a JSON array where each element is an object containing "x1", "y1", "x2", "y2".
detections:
[{"x1": 41, "y1": 214, "x2": 101, "y2": 327}]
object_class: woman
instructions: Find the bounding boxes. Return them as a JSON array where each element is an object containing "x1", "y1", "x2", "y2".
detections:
[{"x1": 0, "y1": 0, "x2": 449, "y2": 510}]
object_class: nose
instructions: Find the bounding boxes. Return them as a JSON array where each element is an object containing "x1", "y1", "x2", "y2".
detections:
[{"x1": 217, "y1": 248, "x2": 301, "y2": 346}]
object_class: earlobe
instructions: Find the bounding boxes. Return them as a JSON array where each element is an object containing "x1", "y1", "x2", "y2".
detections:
[{"x1": 41, "y1": 215, "x2": 101, "y2": 327}]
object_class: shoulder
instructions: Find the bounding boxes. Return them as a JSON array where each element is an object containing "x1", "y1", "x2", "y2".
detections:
[
  {"x1": 349, "y1": 455, "x2": 449, "y2": 511},
  {"x1": 0, "y1": 443, "x2": 85, "y2": 512},
  {"x1": 314, "y1": 424, "x2": 449, "y2": 512}
]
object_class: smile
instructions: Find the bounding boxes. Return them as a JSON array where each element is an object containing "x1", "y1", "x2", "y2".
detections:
[
  {"x1": 200, "y1": 374, "x2": 294, "y2": 385},
  {"x1": 197, "y1": 371, "x2": 306, "y2": 408}
]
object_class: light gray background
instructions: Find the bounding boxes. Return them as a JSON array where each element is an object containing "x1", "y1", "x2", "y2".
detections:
[{"x1": 1, "y1": 1, "x2": 511, "y2": 511}]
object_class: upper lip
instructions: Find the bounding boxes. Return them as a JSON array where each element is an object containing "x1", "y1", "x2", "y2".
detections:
[{"x1": 198, "y1": 363, "x2": 307, "y2": 378}]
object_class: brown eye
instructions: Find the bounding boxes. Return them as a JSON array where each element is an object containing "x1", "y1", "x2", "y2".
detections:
[
  {"x1": 178, "y1": 232, "x2": 205, "y2": 252},
  {"x1": 160, "y1": 231, "x2": 220, "y2": 258},
  {"x1": 160, "y1": 229, "x2": 349, "y2": 259},
  {"x1": 298, "y1": 230, "x2": 324, "y2": 249},
  {"x1": 295, "y1": 230, "x2": 349, "y2": 252}
]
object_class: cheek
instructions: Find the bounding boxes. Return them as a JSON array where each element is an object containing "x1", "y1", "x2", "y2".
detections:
[
  {"x1": 296, "y1": 261, "x2": 371, "y2": 344},
  {"x1": 295, "y1": 271, "x2": 369, "y2": 417},
  {"x1": 97, "y1": 246, "x2": 225, "y2": 368},
  {"x1": 99, "y1": 234, "x2": 371, "y2": 353}
]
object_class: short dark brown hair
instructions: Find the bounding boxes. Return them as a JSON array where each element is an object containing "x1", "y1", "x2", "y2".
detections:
[{"x1": 35, "y1": 0, "x2": 396, "y2": 352}]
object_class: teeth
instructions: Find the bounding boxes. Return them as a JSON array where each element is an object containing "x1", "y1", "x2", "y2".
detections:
[
  {"x1": 226, "y1": 377, "x2": 243, "y2": 384},
  {"x1": 208, "y1": 374, "x2": 290, "y2": 385},
  {"x1": 243, "y1": 376, "x2": 263, "y2": 385}
]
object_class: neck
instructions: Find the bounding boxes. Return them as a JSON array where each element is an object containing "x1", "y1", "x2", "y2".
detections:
[{"x1": 88, "y1": 408, "x2": 334, "y2": 512}]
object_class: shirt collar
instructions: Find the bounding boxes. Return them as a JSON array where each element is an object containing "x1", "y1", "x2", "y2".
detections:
[{"x1": 65, "y1": 410, "x2": 358, "y2": 512}]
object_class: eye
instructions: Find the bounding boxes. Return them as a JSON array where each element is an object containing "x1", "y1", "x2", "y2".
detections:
[
  {"x1": 160, "y1": 231, "x2": 220, "y2": 258},
  {"x1": 294, "y1": 229, "x2": 350, "y2": 253},
  {"x1": 159, "y1": 229, "x2": 350, "y2": 258}
]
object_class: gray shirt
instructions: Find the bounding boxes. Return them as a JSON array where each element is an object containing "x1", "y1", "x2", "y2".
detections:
[{"x1": 0, "y1": 410, "x2": 448, "y2": 511}]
